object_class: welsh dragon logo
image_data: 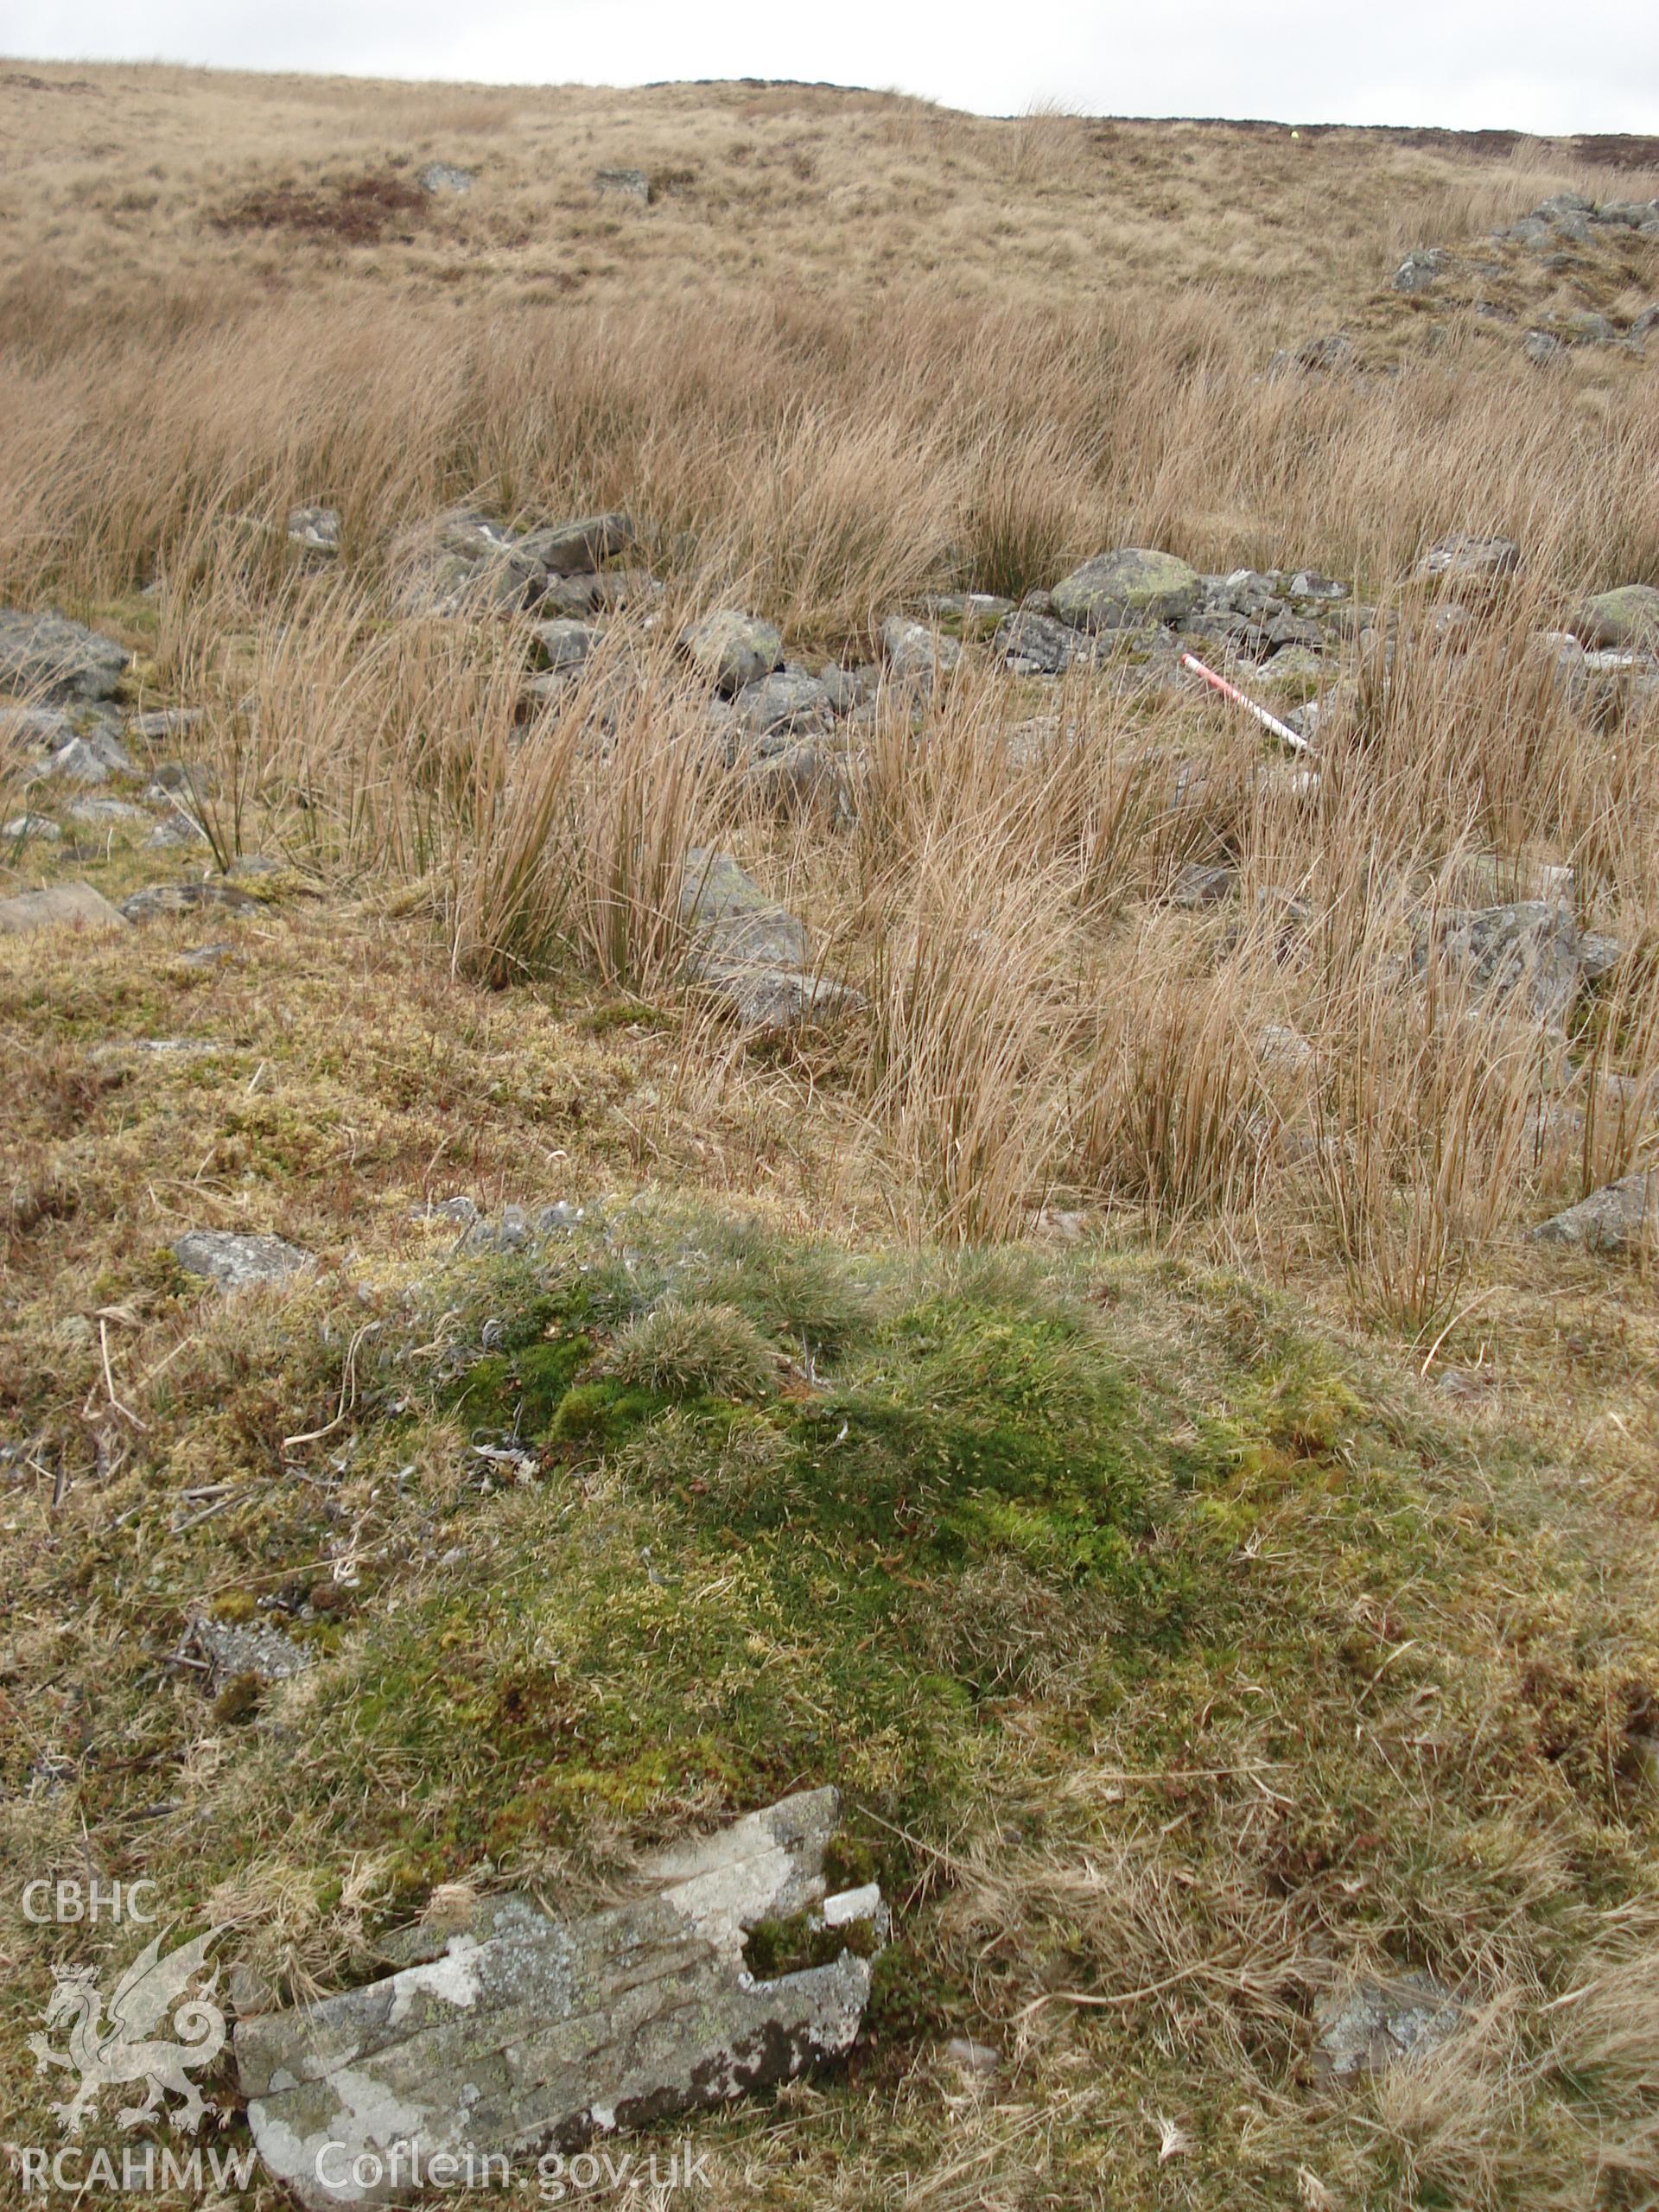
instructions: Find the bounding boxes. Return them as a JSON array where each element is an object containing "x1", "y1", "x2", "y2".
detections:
[{"x1": 28, "y1": 1926, "x2": 226, "y2": 2138}]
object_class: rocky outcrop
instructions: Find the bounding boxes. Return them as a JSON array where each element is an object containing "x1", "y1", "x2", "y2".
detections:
[
  {"x1": 238, "y1": 1788, "x2": 883, "y2": 2209},
  {"x1": 1575, "y1": 584, "x2": 1659, "y2": 652},
  {"x1": 0, "y1": 609, "x2": 130, "y2": 702},
  {"x1": 679, "y1": 611, "x2": 783, "y2": 695}
]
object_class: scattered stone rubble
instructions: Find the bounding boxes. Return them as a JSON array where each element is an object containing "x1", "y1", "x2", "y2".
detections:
[{"x1": 237, "y1": 1786, "x2": 884, "y2": 2209}]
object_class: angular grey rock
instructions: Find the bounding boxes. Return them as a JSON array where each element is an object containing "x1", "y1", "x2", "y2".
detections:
[
  {"x1": 0, "y1": 702, "x2": 74, "y2": 748},
  {"x1": 1313, "y1": 1973, "x2": 1462, "y2": 2082},
  {"x1": 173, "y1": 1231, "x2": 314, "y2": 1294},
  {"x1": 1532, "y1": 1172, "x2": 1656, "y2": 1255},
  {"x1": 35, "y1": 728, "x2": 133, "y2": 784},
  {"x1": 880, "y1": 615, "x2": 963, "y2": 684},
  {"x1": 1575, "y1": 584, "x2": 1659, "y2": 652},
  {"x1": 418, "y1": 162, "x2": 474, "y2": 194},
  {"x1": 0, "y1": 608, "x2": 130, "y2": 702},
  {"x1": 594, "y1": 166, "x2": 651, "y2": 201},
  {"x1": 1168, "y1": 860, "x2": 1236, "y2": 907},
  {"x1": 518, "y1": 513, "x2": 636, "y2": 578},
  {"x1": 286, "y1": 505, "x2": 340, "y2": 554},
  {"x1": 3, "y1": 813, "x2": 61, "y2": 842},
  {"x1": 743, "y1": 739, "x2": 852, "y2": 821},
  {"x1": 185, "y1": 1614, "x2": 312, "y2": 1687},
  {"x1": 1392, "y1": 248, "x2": 1448, "y2": 293},
  {"x1": 531, "y1": 618, "x2": 603, "y2": 671},
  {"x1": 680, "y1": 848, "x2": 854, "y2": 1029},
  {"x1": 1523, "y1": 329, "x2": 1565, "y2": 366},
  {"x1": 993, "y1": 608, "x2": 1075, "y2": 674},
  {"x1": 0, "y1": 881, "x2": 129, "y2": 936},
  {"x1": 1414, "y1": 899, "x2": 1585, "y2": 1025},
  {"x1": 730, "y1": 670, "x2": 835, "y2": 740},
  {"x1": 817, "y1": 663, "x2": 874, "y2": 715},
  {"x1": 919, "y1": 591, "x2": 1015, "y2": 636},
  {"x1": 1415, "y1": 534, "x2": 1520, "y2": 587},
  {"x1": 1267, "y1": 332, "x2": 1354, "y2": 377},
  {"x1": 69, "y1": 795, "x2": 146, "y2": 824},
  {"x1": 237, "y1": 1788, "x2": 882, "y2": 2209},
  {"x1": 680, "y1": 610, "x2": 783, "y2": 695},
  {"x1": 1051, "y1": 549, "x2": 1202, "y2": 632}
]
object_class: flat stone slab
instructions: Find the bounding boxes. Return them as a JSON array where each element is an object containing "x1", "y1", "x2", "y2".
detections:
[
  {"x1": 186, "y1": 1613, "x2": 312, "y2": 1686},
  {"x1": 237, "y1": 1787, "x2": 882, "y2": 2208},
  {"x1": 174, "y1": 1231, "x2": 314, "y2": 1294},
  {"x1": 1313, "y1": 1972, "x2": 1462, "y2": 2082},
  {"x1": 0, "y1": 881, "x2": 130, "y2": 937},
  {"x1": 120, "y1": 879, "x2": 263, "y2": 923},
  {"x1": 677, "y1": 848, "x2": 856, "y2": 1029}
]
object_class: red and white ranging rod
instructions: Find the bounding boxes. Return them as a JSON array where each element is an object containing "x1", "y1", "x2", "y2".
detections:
[{"x1": 1179, "y1": 651, "x2": 1314, "y2": 756}]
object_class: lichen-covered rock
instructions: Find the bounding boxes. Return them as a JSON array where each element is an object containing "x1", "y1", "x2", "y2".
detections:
[
  {"x1": 1532, "y1": 1172, "x2": 1656, "y2": 1255},
  {"x1": 1051, "y1": 549, "x2": 1202, "y2": 632},
  {"x1": 993, "y1": 608, "x2": 1075, "y2": 674},
  {"x1": 679, "y1": 611, "x2": 783, "y2": 695},
  {"x1": 1575, "y1": 584, "x2": 1659, "y2": 652},
  {"x1": 1313, "y1": 1973, "x2": 1462, "y2": 2082},
  {"x1": 0, "y1": 881, "x2": 129, "y2": 936},
  {"x1": 880, "y1": 616, "x2": 962, "y2": 685},
  {"x1": 0, "y1": 608, "x2": 130, "y2": 702},
  {"x1": 531, "y1": 618, "x2": 603, "y2": 671},
  {"x1": 418, "y1": 162, "x2": 474, "y2": 194},
  {"x1": 729, "y1": 670, "x2": 835, "y2": 741},
  {"x1": 173, "y1": 1231, "x2": 314, "y2": 1294},
  {"x1": 1413, "y1": 899, "x2": 1586, "y2": 1026},
  {"x1": 286, "y1": 505, "x2": 340, "y2": 554},
  {"x1": 1415, "y1": 534, "x2": 1521, "y2": 587},
  {"x1": 1392, "y1": 247, "x2": 1448, "y2": 293},
  {"x1": 186, "y1": 1614, "x2": 312, "y2": 1686},
  {"x1": 518, "y1": 513, "x2": 636, "y2": 578},
  {"x1": 237, "y1": 1788, "x2": 883, "y2": 2209},
  {"x1": 594, "y1": 166, "x2": 651, "y2": 201}
]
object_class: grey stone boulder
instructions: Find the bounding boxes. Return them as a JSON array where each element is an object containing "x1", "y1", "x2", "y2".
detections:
[
  {"x1": 1392, "y1": 248, "x2": 1449, "y2": 293},
  {"x1": 32, "y1": 728, "x2": 134, "y2": 785},
  {"x1": 730, "y1": 670, "x2": 834, "y2": 741},
  {"x1": 1, "y1": 702, "x2": 74, "y2": 750},
  {"x1": 531, "y1": 618, "x2": 603, "y2": 671},
  {"x1": 1575, "y1": 585, "x2": 1659, "y2": 652},
  {"x1": 1313, "y1": 1973, "x2": 1462, "y2": 2082},
  {"x1": 0, "y1": 608, "x2": 130, "y2": 702},
  {"x1": 3, "y1": 813, "x2": 61, "y2": 843},
  {"x1": 1414, "y1": 899, "x2": 1585, "y2": 1026},
  {"x1": 817, "y1": 663, "x2": 876, "y2": 715},
  {"x1": 680, "y1": 611, "x2": 783, "y2": 696},
  {"x1": 173, "y1": 1230, "x2": 314, "y2": 1294},
  {"x1": 993, "y1": 608, "x2": 1075, "y2": 675},
  {"x1": 1051, "y1": 549, "x2": 1202, "y2": 632},
  {"x1": 1415, "y1": 534, "x2": 1520, "y2": 587},
  {"x1": 1523, "y1": 329, "x2": 1566, "y2": 366},
  {"x1": 237, "y1": 1787, "x2": 883, "y2": 2210},
  {"x1": 594, "y1": 166, "x2": 651, "y2": 201},
  {"x1": 1267, "y1": 332, "x2": 1354, "y2": 377},
  {"x1": 418, "y1": 162, "x2": 474, "y2": 194},
  {"x1": 286, "y1": 505, "x2": 340, "y2": 554},
  {"x1": 0, "y1": 881, "x2": 129, "y2": 937},
  {"x1": 1532, "y1": 1172, "x2": 1656, "y2": 1255},
  {"x1": 880, "y1": 616, "x2": 963, "y2": 685},
  {"x1": 680, "y1": 848, "x2": 854, "y2": 1029},
  {"x1": 743, "y1": 739, "x2": 853, "y2": 821},
  {"x1": 518, "y1": 512, "x2": 636, "y2": 578},
  {"x1": 184, "y1": 1613, "x2": 312, "y2": 1687}
]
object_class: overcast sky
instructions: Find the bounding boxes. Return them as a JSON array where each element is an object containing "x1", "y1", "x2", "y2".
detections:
[{"x1": 7, "y1": 1, "x2": 1659, "y2": 136}]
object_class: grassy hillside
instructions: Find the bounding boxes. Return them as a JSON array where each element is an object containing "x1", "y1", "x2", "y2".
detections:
[{"x1": 3, "y1": 64, "x2": 1659, "y2": 2209}]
